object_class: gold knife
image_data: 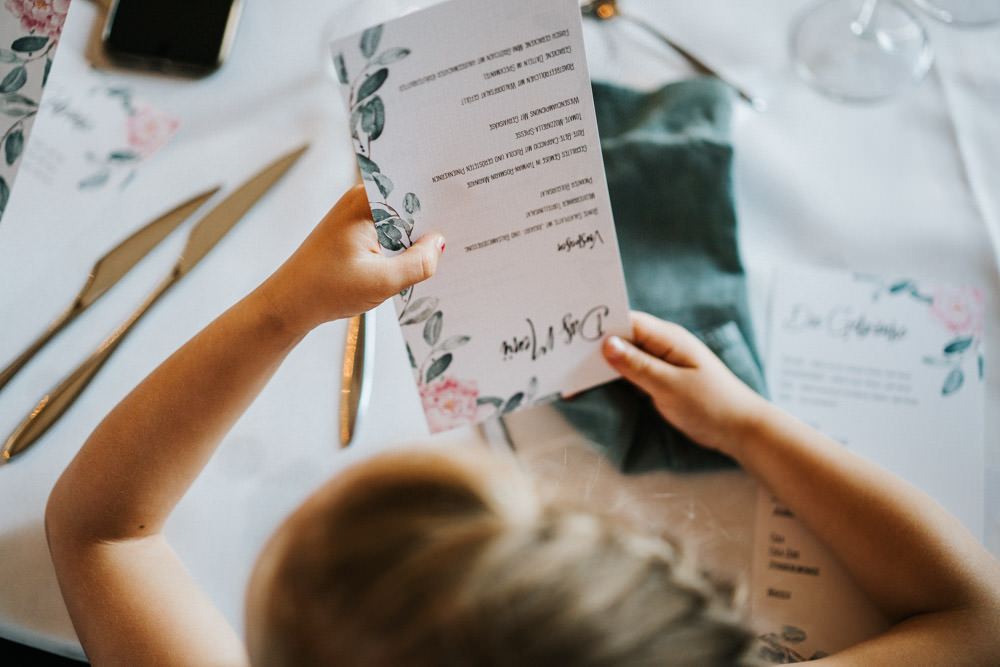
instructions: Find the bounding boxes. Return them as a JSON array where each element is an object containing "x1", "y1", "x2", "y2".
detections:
[
  {"x1": 1, "y1": 144, "x2": 309, "y2": 464},
  {"x1": 0, "y1": 187, "x2": 220, "y2": 393},
  {"x1": 339, "y1": 309, "x2": 374, "y2": 447}
]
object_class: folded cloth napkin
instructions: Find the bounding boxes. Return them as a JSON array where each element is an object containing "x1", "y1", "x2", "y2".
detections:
[{"x1": 550, "y1": 78, "x2": 767, "y2": 473}]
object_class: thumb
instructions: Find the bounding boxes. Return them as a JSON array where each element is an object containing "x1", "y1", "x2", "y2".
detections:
[
  {"x1": 602, "y1": 335, "x2": 675, "y2": 395},
  {"x1": 381, "y1": 233, "x2": 445, "y2": 293}
]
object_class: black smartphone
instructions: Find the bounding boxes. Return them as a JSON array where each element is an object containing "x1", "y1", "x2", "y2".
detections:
[{"x1": 101, "y1": 0, "x2": 244, "y2": 76}]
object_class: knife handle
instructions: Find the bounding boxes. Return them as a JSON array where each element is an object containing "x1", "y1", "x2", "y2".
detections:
[
  {"x1": 1, "y1": 273, "x2": 177, "y2": 464},
  {"x1": 0, "y1": 299, "x2": 85, "y2": 393}
]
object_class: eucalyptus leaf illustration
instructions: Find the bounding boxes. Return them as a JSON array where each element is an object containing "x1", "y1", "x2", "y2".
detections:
[
  {"x1": 399, "y1": 296, "x2": 439, "y2": 325},
  {"x1": 502, "y1": 392, "x2": 524, "y2": 414},
  {"x1": 109, "y1": 150, "x2": 140, "y2": 162},
  {"x1": 393, "y1": 215, "x2": 413, "y2": 234},
  {"x1": 11, "y1": 36, "x2": 48, "y2": 53},
  {"x1": 888, "y1": 280, "x2": 911, "y2": 293},
  {"x1": 0, "y1": 176, "x2": 8, "y2": 216},
  {"x1": 42, "y1": 57, "x2": 52, "y2": 86},
  {"x1": 360, "y1": 25, "x2": 383, "y2": 59},
  {"x1": 372, "y1": 171, "x2": 393, "y2": 198},
  {"x1": 333, "y1": 52, "x2": 349, "y2": 84},
  {"x1": 371, "y1": 208, "x2": 392, "y2": 222},
  {"x1": 0, "y1": 92, "x2": 36, "y2": 118},
  {"x1": 426, "y1": 353, "x2": 452, "y2": 384},
  {"x1": 349, "y1": 107, "x2": 362, "y2": 139},
  {"x1": 942, "y1": 367, "x2": 964, "y2": 395},
  {"x1": 476, "y1": 396, "x2": 504, "y2": 409},
  {"x1": 4, "y1": 127, "x2": 23, "y2": 165},
  {"x1": 406, "y1": 342, "x2": 417, "y2": 369},
  {"x1": 0, "y1": 66, "x2": 27, "y2": 93},
  {"x1": 424, "y1": 310, "x2": 443, "y2": 346},
  {"x1": 439, "y1": 335, "x2": 471, "y2": 351},
  {"x1": 943, "y1": 337, "x2": 973, "y2": 355},
  {"x1": 979, "y1": 354, "x2": 985, "y2": 379},
  {"x1": 357, "y1": 68, "x2": 388, "y2": 103},
  {"x1": 375, "y1": 47, "x2": 411, "y2": 65},
  {"x1": 0, "y1": 49, "x2": 18, "y2": 63},
  {"x1": 361, "y1": 96, "x2": 385, "y2": 141},
  {"x1": 356, "y1": 153, "x2": 379, "y2": 179},
  {"x1": 376, "y1": 221, "x2": 404, "y2": 251},
  {"x1": 403, "y1": 192, "x2": 420, "y2": 214},
  {"x1": 79, "y1": 169, "x2": 111, "y2": 189}
]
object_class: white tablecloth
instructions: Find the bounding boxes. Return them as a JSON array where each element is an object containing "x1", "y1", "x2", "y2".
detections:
[{"x1": 0, "y1": 0, "x2": 997, "y2": 659}]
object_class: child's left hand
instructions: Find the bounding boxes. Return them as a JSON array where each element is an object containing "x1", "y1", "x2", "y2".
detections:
[{"x1": 260, "y1": 183, "x2": 444, "y2": 334}]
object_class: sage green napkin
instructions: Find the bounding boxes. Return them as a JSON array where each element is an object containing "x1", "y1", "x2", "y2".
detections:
[{"x1": 552, "y1": 78, "x2": 766, "y2": 473}]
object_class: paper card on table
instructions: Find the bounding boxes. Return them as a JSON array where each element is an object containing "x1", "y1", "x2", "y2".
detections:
[
  {"x1": 330, "y1": 0, "x2": 630, "y2": 433},
  {"x1": 0, "y1": 45, "x2": 180, "y2": 258},
  {"x1": 752, "y1": 266, "x2": 985, "y2": 660}
]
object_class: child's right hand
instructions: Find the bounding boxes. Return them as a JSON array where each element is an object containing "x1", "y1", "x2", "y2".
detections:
[
  {"x1": 601, "y1": 311, "x2": 768, "y2": 460},
  {"x1": 260, "y1": 184, "x2": 444, "y2": 335}
]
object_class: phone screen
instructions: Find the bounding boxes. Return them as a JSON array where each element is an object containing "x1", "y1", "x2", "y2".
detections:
[{"x1": 103, "y1": 0, "x2": 242, "y2": 73}]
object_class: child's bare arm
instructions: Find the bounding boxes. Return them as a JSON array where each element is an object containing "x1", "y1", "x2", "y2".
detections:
[
  {"x1": 45, "y1": 185, "x2": 444, "y2": 666},
  {"x1": 603, "y1": 311, "x2": 1000, "y2": 666}
]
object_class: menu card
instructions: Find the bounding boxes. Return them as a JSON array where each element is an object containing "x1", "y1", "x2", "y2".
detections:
[
  {"x1": 330, "y1": 0, "x2": 630, "y2": 433},
  {"x1": 752, "y1": 266, "x2": 986, "y2": 661}
]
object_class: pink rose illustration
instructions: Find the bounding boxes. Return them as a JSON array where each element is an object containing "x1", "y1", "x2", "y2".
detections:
[
  {"x1": 126, "y1": 104, "x2": 180, "y2": 158},
  {"x1": 419, "y1": 375, "x2": 479, "y2": 433},
  {"x1": 929, "y1": 286, "x2": 985, "y2": 337},
  {"x1": 5, "y1": 0, "x2": 70, "y2": 42}
]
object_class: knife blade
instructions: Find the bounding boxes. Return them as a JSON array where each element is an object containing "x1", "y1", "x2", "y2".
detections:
[
  {"x1": 0, "y1": 187, "x2": 220, "y2": 393},
  {"x1": 1, "y1": 143, "x2": 310, "y2": 464},
  {"x1": 339, "y1": 309, "x2": 374, "y2": 447}
]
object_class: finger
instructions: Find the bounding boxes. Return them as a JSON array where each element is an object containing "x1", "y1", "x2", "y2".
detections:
[
  {"x1": 630, "y1": 311, "x2": 703, "y2": 368},
  {"x1": 602, "y1": 334, "x2": 676, "y2": 394},
  {"x1": 379, "y1": 233, "x2": 445, "y2": 293}
]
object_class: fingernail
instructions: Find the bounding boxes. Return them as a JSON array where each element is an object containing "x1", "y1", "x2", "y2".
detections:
[
  {"x1": 606, "y1": 335, "x2": 626, "y2": 356},
  {"x1": 438, "y1": 236, "x2": 446, "y2": 253}
]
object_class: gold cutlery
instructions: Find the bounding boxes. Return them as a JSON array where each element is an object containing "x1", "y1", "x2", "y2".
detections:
[
  {"x1": 339, "y1": 309, "x2": 373, "y2": 447},
  {"x1": 581, "y1": 0, "x2": 767, "y2": 111},
  {"x1": 0, "y1": 188, "x2": 220, "y2": 393},
  {"x1": 1, "y1": 144, "x2": 309, "y2": 464}
]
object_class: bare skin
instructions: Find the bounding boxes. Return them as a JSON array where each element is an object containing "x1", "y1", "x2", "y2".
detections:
[
  {"x1": 45, "y1": 185, "x2": 444, "y2": 666},
  {"x1": 602, "y1": 313, "x2": 1000, "y2": 666},
  {"x1": 45, "y1": 186, "x2": 1000, "y2": 665}
]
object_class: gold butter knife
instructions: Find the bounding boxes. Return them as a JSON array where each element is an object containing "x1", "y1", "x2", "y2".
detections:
[
  {"x1": 0, "y1": 187, "x2": 220, "y2": 393},
  {"x1": 1, "y1": 144, "x2": 310, "y2": 464},
  {"x1": 339, "y1": 309, "x2": 374, "y2": 447}
]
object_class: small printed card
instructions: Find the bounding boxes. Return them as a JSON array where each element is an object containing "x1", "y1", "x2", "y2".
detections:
[
  {"x1": 18, "y1": 54, "x2": 180, "y2": 194},
  {"x1": 752, "y1": 266, "x2": 986, "y2": 660},
  {"x1": 0, "y1": 36, "x2": 181, "y2": 289},
  {"x1": 330, "y1": 0, "x2": 630, "y2": 433}
]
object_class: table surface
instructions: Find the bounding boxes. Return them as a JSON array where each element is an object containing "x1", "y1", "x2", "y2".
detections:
[{"x1": 1, "y1": 0, "x2": 998, "y2": 659}]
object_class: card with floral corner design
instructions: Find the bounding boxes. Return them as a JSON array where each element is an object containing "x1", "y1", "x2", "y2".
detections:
[
  {"x1": 0, "y1": 0, "x2": 71, "y2": 220},
  {"x1": 751, "y1": 266, "x2": 985, "y2": 661},
  {"x1": 329, "y1": 0, "x2": 630, "y2": 434}
]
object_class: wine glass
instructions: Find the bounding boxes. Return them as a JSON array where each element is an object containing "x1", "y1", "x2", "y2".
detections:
[
  {"x1": 790, "y1": 0, "x2": 934, "y2": 103},
  {"x1": 912, "y1": 0, "x2": 1000, "y2": 26},
  {"x1": 321, "y1": 0, "x2": 443, "y2": 83}
]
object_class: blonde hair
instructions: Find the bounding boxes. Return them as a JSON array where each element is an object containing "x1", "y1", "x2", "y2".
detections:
[{"x1": 252, "y1": 448, "x2": 755, "y2": 666}]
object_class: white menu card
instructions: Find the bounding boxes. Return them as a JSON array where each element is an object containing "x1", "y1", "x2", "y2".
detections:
[
  {"x1": 752, "y1": 266, "x2": 986, "y2": 660},
  {"x1": 330, "y1": 0, "x2": 630, "y2": 433}
]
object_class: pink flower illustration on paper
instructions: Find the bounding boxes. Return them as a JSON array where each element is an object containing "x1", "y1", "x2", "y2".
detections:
[
  {"x1": 4, "y1": 0, "x2": 70, "y2": 41},
  {"x1": 126, "y1": 103, "x2": 180, "y2": 158},
  {"x1": 929, "y1": 286, "x2": 985, "y2": 338},
  {"x1": 419, "y1": 375, "x2": 479, "y2": 433}
]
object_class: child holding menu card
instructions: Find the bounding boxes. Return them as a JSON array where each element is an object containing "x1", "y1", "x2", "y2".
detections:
[{"x1": 46, "y1": 185, "x2": 1000, "y2": 666}]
